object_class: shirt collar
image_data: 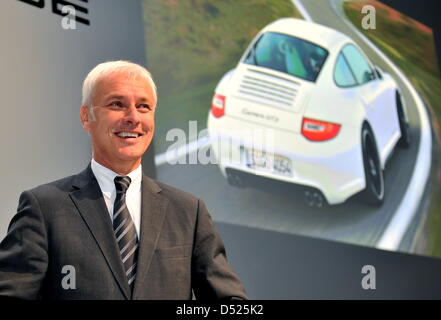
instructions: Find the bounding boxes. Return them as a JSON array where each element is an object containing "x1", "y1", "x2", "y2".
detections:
[{"x1": 91, "y1": 159, "x2": 142, "y2": 198}]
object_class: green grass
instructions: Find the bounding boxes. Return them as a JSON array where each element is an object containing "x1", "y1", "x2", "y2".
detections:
[
  {"x1": 142, "y1": 0, "x2": 301, "y2": 154},
  {"x1": 344, "y1": 1, "x2": 441, "y2": 258}
]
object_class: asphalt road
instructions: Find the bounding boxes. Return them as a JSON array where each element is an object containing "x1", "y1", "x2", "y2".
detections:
[{"x1": 155, "y1": 0, "x2": 422, "y2": 248}]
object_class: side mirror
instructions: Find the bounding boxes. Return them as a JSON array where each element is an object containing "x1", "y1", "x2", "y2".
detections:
[{"x1": 363, "y1": 70, "x2": 376, "y2": 83}]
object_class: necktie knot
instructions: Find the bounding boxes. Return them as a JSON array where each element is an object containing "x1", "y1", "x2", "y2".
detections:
[{"x1": 114, "y1": 176, "x2": 131, "y2": 194}]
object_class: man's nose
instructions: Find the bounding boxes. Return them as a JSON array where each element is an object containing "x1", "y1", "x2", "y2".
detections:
[{"x1": 123, "y1": 104, "x2": 140, "y2": 125}]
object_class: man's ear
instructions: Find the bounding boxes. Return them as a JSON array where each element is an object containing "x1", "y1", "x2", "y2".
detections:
[{"x1": 80, "y1": 105, "x2": 91, "y2": 131}]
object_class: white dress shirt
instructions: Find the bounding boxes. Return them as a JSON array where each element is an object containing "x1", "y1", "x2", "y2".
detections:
[{"x1": 90, "y1": 159, "x2": 142, "y2": 238}]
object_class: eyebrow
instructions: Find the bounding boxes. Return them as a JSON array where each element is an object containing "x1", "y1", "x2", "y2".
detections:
[
  {"x1": 103, "y1": 95, "x2": 125, "y2": 101},
  {"x1": 137, "y1": 97, "x2": 153, "y2": 104},
  {"x1": 104, "y1": 95, "x2": 153, "y2": 104}
]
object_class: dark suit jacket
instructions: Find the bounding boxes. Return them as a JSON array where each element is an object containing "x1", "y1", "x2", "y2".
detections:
[{"x1": 0, "y1": 165, "x2": 247, "y2": 300}]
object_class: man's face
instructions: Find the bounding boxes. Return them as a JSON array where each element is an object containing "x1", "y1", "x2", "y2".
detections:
[{"x1": 80, "y1": 72, "x2": 156, "y2": 171}]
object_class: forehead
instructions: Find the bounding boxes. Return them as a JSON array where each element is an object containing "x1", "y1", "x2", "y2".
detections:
[{"x1": 93, "y1": 72, "x2": 156, "y2": 103}]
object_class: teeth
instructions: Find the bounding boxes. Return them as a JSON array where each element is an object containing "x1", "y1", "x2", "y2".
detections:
[{"x1": 117, "y1": 132, "x2": 139, "y2": 138}]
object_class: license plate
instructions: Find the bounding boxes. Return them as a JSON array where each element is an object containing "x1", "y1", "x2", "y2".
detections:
[{"x1": 242, "y1": 147, "x2": 292, "y2": 176}]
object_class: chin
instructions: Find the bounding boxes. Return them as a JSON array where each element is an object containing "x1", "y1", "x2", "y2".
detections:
[
  {"x1": 116, "y1": 148, "x2": 147, "y2": 161},
  {"x1": 116, "y1": 152, "x2": 143, "y2": 161}
]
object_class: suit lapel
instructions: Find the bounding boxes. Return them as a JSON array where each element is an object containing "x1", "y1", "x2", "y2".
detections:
[
  {"x1": 69, "y1": 165, "x2": 131, "y2": 300},
  {"x1": 132, "y1": 174, "x2": 168, "y2": 299}
]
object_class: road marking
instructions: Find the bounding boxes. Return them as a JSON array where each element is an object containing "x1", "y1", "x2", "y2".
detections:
[{"x1": 292, "y1": 0, "x2": 313, "y2": 21}]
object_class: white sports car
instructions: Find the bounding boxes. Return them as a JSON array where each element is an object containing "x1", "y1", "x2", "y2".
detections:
[{"x1": 207, "y1": 18, "x2": 410, "y2": 206}]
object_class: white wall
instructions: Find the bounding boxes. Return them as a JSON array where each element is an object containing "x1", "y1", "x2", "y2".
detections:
[{"x1": 0, "y1": 0, "x2": 149, "y2": 237}]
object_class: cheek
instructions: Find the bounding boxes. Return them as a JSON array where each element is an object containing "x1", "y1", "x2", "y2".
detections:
[
  {"x1": 89, "y1": 125, "x2": 115, "y2": 145},
  {"x1": 93, "y1": 116, "x2": 117, "y2": 134},
  {"x1": 143, "y1": 116, "x2": 155, "y2": 131}
]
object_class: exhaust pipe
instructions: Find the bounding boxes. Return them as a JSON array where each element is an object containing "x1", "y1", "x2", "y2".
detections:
[{"x1": 227, "y1": 171, "x2": 245, "y2": 188}]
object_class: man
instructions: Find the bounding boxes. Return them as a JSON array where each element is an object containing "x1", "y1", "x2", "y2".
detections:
[{"x1": 0, "y1": 60, "x2": 247, "y2": 300}]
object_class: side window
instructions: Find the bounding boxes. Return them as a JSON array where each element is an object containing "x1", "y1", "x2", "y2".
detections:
[
  {"x1": 334, "y1": 53, "x2": 357, "y2": 87},
  {"x1": 342, "y1": 44, "x2": 374, "y2": 85}
]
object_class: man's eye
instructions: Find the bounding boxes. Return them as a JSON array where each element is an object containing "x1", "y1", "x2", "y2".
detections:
[
  {"x1": 107, "y1": 102, "x2": 126, "y2": 111},
  {"x1": 138, "y1": 104, "x2": 152, "y2": 111},
  {"x1": 109, "y1": 101, "x2": 123, "y2": 107}
]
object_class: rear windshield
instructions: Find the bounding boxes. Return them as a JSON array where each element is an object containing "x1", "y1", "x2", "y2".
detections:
[{"x1": 244, "y1": 32, "x2": 328, "y2": 82}]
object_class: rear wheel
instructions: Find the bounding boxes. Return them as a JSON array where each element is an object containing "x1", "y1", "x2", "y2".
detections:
[
  {"x1": 360, "y1": 124, "x2": 384, "y2": 206},
  {"x1": 397, "y1": 92, "x2": 411, "y2": 148}
]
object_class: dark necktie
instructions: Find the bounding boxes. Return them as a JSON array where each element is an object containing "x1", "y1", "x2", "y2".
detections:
[{"x1": 113, "y1": 176, "x2": 138, "y2": 291}]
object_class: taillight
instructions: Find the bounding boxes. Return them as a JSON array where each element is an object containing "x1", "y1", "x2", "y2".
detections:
[
  {"x1": 211, "y1": 94, "x2": 225, "y2": 118},
  {"x1": 301, "y1": 118, "x2": 341, "y2": 141}
]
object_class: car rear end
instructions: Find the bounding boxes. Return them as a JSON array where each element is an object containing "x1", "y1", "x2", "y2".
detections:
[{"x1": 207, "y1": 23, "x2": 365, "y2": 205}]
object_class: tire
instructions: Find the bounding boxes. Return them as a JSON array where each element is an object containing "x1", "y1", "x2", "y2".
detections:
[
  {"x1": 397, "y1": 92, "x2": 411, "y2": 148},
  {"x1": 360, "y1": 124, "x2": 385, "y2": 206}
]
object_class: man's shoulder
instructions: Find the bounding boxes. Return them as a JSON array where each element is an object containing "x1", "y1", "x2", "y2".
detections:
[{"x1": 27, "y1": 170, "x2": 84, "y2": 198}]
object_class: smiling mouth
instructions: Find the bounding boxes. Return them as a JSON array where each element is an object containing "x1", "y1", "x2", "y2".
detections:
[{"x1": 115, "y1": 131, "x2": 144, "y2": 139}]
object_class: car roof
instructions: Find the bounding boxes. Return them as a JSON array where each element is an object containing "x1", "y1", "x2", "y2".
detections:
[{"x1": 261, "y1": 18, "x2": 350, "y2": 51}]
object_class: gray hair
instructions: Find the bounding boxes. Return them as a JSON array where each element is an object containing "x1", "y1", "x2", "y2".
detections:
[{"x1": 81, "y1": 60, "x2": 157, "y2": 107}]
